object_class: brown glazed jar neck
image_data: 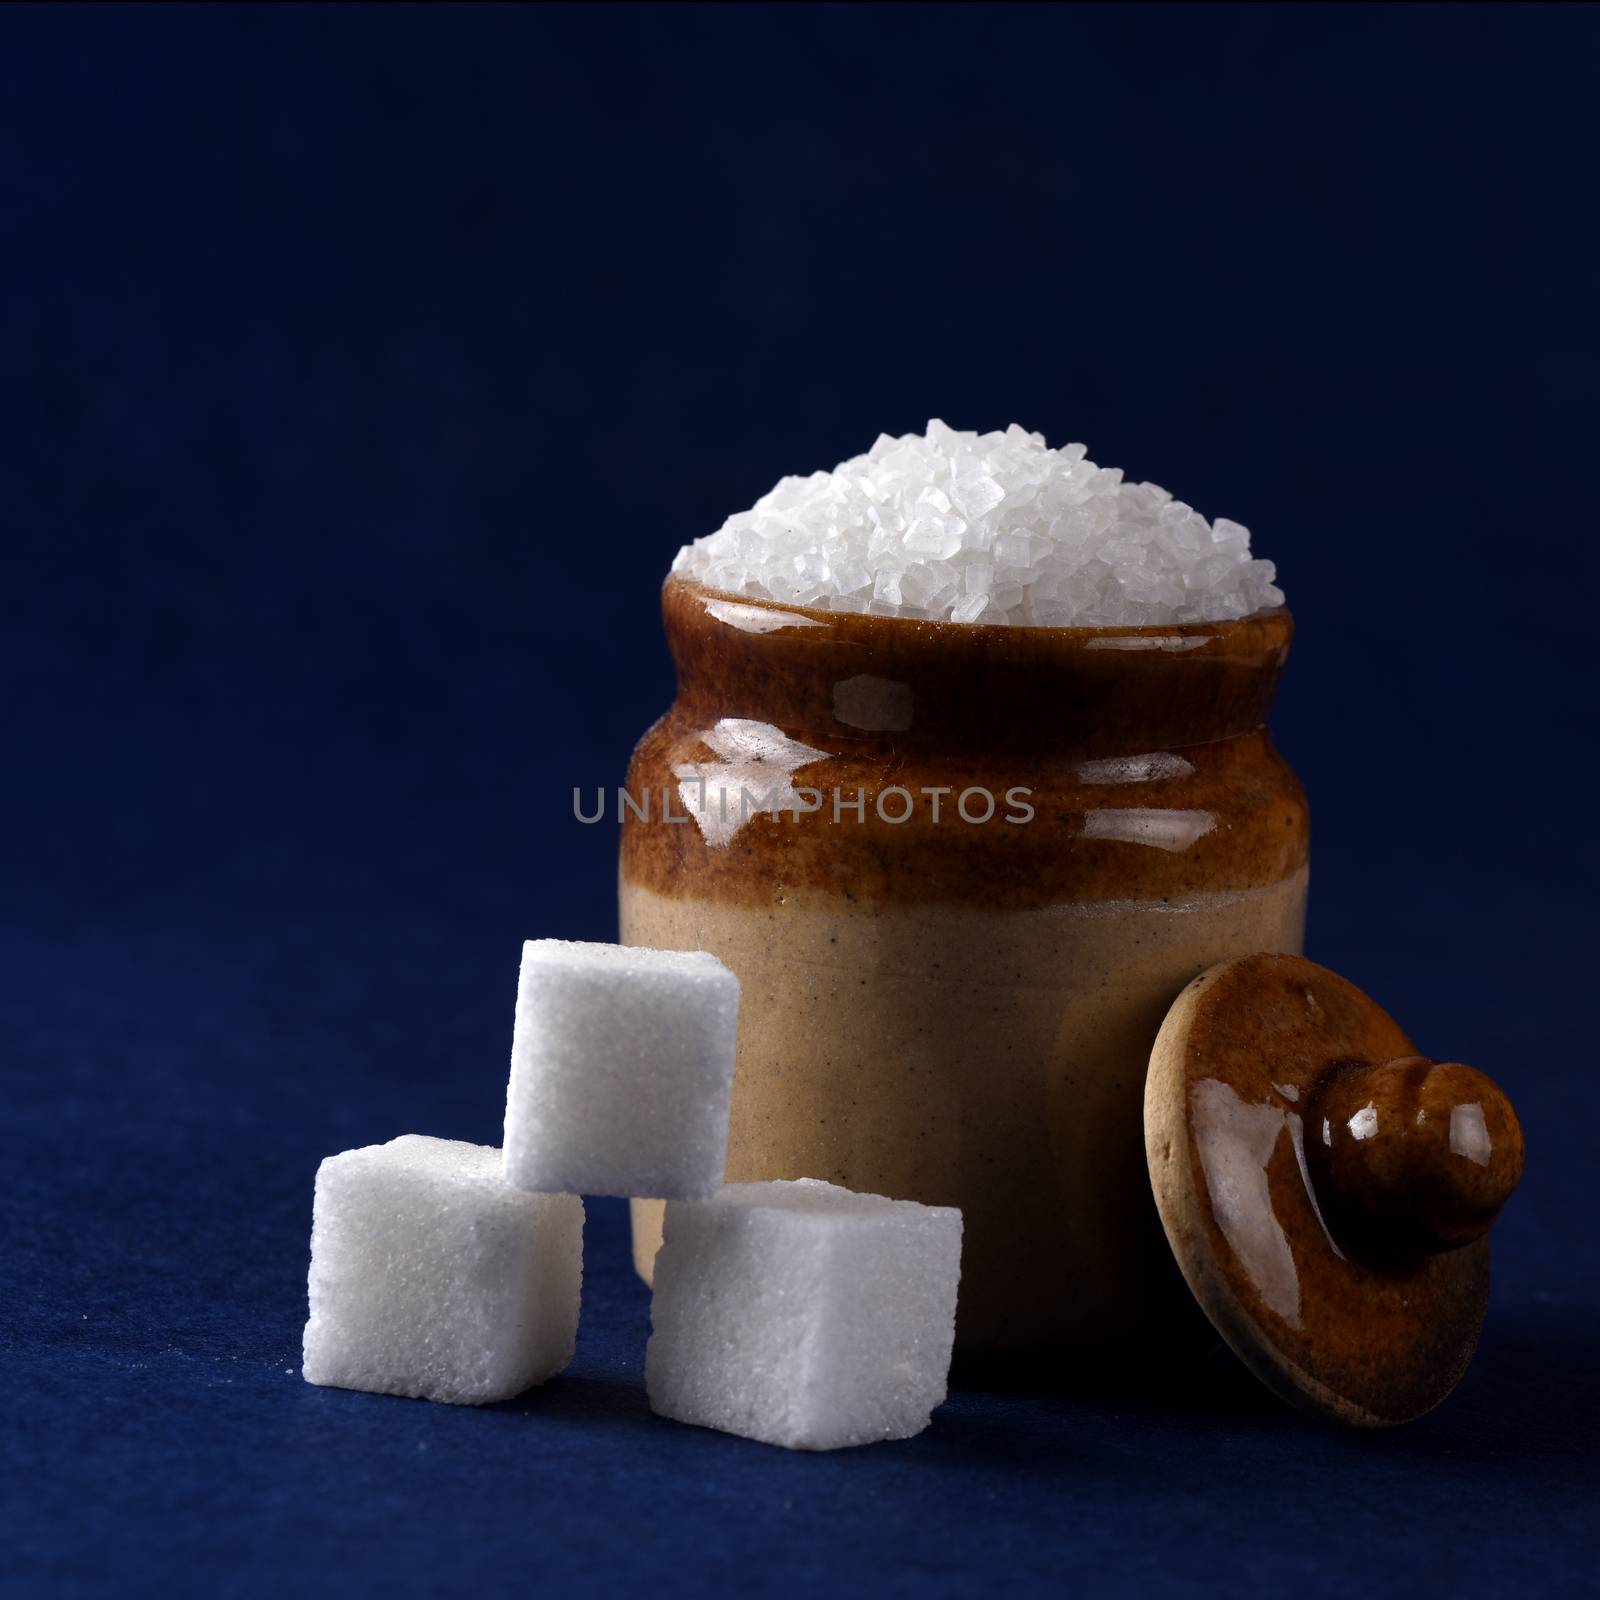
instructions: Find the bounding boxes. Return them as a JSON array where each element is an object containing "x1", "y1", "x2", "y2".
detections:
[{"x1": 664, "y1": 577, "x2": 1294, "y2": 760}]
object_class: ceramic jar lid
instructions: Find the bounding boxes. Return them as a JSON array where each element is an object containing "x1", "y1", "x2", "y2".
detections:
[{"x1": 1144, "y1": 954, "x2": 1525, "y2": 1426}]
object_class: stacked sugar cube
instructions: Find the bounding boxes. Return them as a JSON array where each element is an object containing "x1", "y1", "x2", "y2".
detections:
[
  {"x1": 301, "y1": 938, "x2": 963, "y2": 1450},
  {"x1": 502, "y1": 941, "x2": 741, "y2": 1201},
  {"x1": 672, "y1": 418, "x2": 1283, "y2": 627}
]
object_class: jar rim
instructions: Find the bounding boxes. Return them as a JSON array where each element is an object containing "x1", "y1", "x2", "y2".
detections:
[
  {"x1": 670, "y1": 575, "x2": 1290, "y2": 649},
  {"x1": 662, "y1": 577, "x2": 1295, "y2": 758}
]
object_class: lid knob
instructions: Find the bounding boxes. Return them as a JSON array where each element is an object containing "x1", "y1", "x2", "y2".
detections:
[{"x1": 1311, "y1": 1056, "x2": 1525, "y2": 1256}]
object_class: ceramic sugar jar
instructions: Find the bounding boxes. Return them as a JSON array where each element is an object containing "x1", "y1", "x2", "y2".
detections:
[{"x1": 618, "y1": 577, "x2": 1309, "y2": 1353}]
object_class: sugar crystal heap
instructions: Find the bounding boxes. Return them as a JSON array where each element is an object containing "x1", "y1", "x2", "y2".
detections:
[{"x1": 672, "y1": 419, "x2": 1282, "y2": 627}]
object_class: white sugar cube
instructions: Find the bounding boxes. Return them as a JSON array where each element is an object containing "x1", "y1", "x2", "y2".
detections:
[
  {"x1": 645, "y1": 1178, "x2": 962, "y2": 1451},
  {"x1": 502, "y1": 939, "x2": 739, "y2": 1201},
  {"x1": 302, "y1": 1135, "x2": 583, "y2": 1405}
]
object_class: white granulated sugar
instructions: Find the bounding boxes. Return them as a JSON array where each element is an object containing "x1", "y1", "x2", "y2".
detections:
[
  {"x1": 302, "y1": 1135, "x2": 583, "y2": 1406},
  {"x1": 672, "y1": 419, "x2": 1282, "y2": 626},
  {"x1": 503, "y1": 940, "x2": 740, "y2": 1202},
  {"x1": 645, "y1": 1178, "x2": 962, "y2": 1451}
]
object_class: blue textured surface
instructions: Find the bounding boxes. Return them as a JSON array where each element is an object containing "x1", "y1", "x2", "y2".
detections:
[
  {"x1": 6, "y1": 854, "x2": 1597, "y2": 1598},
  {"x1": 6, "y1": 5, "x2": 1599, "y2": 1595}
]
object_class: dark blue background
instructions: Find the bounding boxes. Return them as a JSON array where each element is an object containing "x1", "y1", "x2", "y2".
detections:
[{"x1": 6, "y1": 5, "x2": 1597, "y2": 1596}]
